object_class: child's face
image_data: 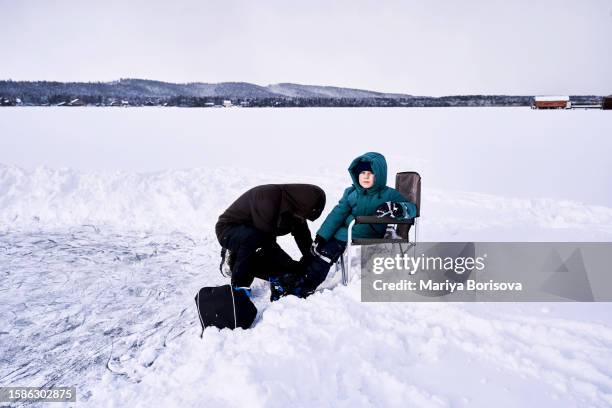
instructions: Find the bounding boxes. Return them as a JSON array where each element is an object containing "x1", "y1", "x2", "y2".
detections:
[{"x1": 358, "y1": 171, "x2": 375, "y2": 189}]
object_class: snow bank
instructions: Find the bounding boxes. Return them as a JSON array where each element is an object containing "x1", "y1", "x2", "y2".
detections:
[{"x1": 2, "y1": 163, "x2": 612, "y2": 241}]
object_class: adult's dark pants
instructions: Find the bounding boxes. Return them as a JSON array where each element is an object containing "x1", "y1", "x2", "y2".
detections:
[{"x1": 219, "y1": 225, "x2": 302, "y2": 288}]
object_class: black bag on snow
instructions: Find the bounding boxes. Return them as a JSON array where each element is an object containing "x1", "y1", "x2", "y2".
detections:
[{"x1": 195, "y1": 285, "x2": 257, "y2": 332}]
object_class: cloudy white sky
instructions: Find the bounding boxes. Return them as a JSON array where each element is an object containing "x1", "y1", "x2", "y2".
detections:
[{"x1": 1, "y1": 0, "x2": 611, "y2": 95}]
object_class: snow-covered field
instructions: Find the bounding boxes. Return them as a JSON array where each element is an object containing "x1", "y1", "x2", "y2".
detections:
[{"x1": 1, "y1": 107, "x2": 612, "y2": 407}]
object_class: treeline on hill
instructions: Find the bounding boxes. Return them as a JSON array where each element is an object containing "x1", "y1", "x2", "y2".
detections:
[
  {"x1": 0, "y1": 93, "x2": 540, "y2": 107},
  {"x1": 0, "y1": 80, "x2": 603, "y2": 107},
  {"x1": 248, "y1": 96, "x2": 535, "y2": 107}
]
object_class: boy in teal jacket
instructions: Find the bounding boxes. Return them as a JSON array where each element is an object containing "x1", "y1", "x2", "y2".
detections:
[{"x1": 270, "y1": 152, "x2": 416, "y2": 300}]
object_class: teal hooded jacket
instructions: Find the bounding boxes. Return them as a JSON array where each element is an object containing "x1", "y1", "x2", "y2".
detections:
[{"x1": 317, "y1": 152, "x2": 417, "y2": 243}]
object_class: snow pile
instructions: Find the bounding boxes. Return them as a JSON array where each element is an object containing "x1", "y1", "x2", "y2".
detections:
[
  {"x1": 90, "y1": 277, "x2": 612, "y2": 407},
  {"x1": 2, "y1": 163, "x2": 612, "y2": 241},
  {"x1": 0, "y1": 164, "x2": 298, "y2": 233}
]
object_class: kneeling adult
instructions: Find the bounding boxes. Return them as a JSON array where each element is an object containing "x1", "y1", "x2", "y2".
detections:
[{"x1": 215, "y1": 184, "x2": 326, "y2": 288}]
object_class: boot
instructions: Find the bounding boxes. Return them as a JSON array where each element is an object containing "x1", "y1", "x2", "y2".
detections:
[{"x1": 269, "y1": 273, "x2": 304, "y2": 301}]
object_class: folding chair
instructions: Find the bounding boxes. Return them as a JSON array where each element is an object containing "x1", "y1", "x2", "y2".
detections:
[{"x1": 338, "y1": 171, "x2": 421, "y2": 285}]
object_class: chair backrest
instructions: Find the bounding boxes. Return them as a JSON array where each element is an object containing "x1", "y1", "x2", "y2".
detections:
[
  {"x1": 395, "y1": 171, "x2": 421, "y2": 239},
  {"x1": 395, "y1": 171, "x2": 421, "y2": 217}
]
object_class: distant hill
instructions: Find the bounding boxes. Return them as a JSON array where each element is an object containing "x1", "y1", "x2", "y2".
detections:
[
  {"x1": 265, "y1": 83, "x2": 410, "y2": 99},
  {"x1": 0, "y1": 78, "x2": 603, "y2": 107},
  {"x1": 0, "y1": 78, "x2": 410, "y2": 100}
]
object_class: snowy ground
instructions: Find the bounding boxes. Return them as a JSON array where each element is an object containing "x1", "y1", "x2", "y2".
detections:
[{"x1": 1, "y1": 108, "x2": 612, "y2": 407}]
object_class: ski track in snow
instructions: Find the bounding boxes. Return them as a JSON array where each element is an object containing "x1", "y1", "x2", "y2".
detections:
[
  {"x1": 0, "y1": 229, "x2": 213, "y2": 402},
  {"x1": 1, "y1": 165, "x2": 612, "y2": 407}
]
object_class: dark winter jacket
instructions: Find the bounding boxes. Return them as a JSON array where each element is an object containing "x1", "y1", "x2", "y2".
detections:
[
  {"x1": 317, "y1": 152, "x2": 416, "y2": 242},
  {"x1": 216, "y1": 184, "x2": 326, "y2": 256}
]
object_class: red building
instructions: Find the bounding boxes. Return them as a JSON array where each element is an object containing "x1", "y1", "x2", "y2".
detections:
[{"x1": 532, "y1": 96, "x2": 570, "y2": 109}]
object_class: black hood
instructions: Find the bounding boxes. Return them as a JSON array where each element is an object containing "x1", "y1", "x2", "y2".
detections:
[{"x1": 279, "y1": 184, "x2": 326, "y2": 221}]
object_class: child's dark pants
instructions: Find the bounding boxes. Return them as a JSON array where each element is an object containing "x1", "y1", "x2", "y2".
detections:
[{"x1": 288, "y1": 238, "x2": 346, "y2": 297}]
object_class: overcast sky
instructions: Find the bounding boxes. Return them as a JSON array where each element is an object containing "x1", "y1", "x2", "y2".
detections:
[{"x1": 1, "y1": 0, "x2": 611, "y2": 95}]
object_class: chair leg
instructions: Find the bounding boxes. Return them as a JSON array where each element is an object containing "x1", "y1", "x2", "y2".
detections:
[
  {"x1": 411, "y1": 218, "x2": 418, "y2": 258},
  {"x1": 344, "y1": 219, "x2": 356, "y2": 286},
  {"x1": 340, "y1": 251, "x2": 347, "y2": 286}
]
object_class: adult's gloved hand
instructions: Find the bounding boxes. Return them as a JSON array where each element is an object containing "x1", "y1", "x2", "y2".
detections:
[
  {"x1": 314, "y1": 235, "x2": 326, "y2": 246},
  {"x1": 310, "y1": 235, "x2": 327, "y2": 257}
]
